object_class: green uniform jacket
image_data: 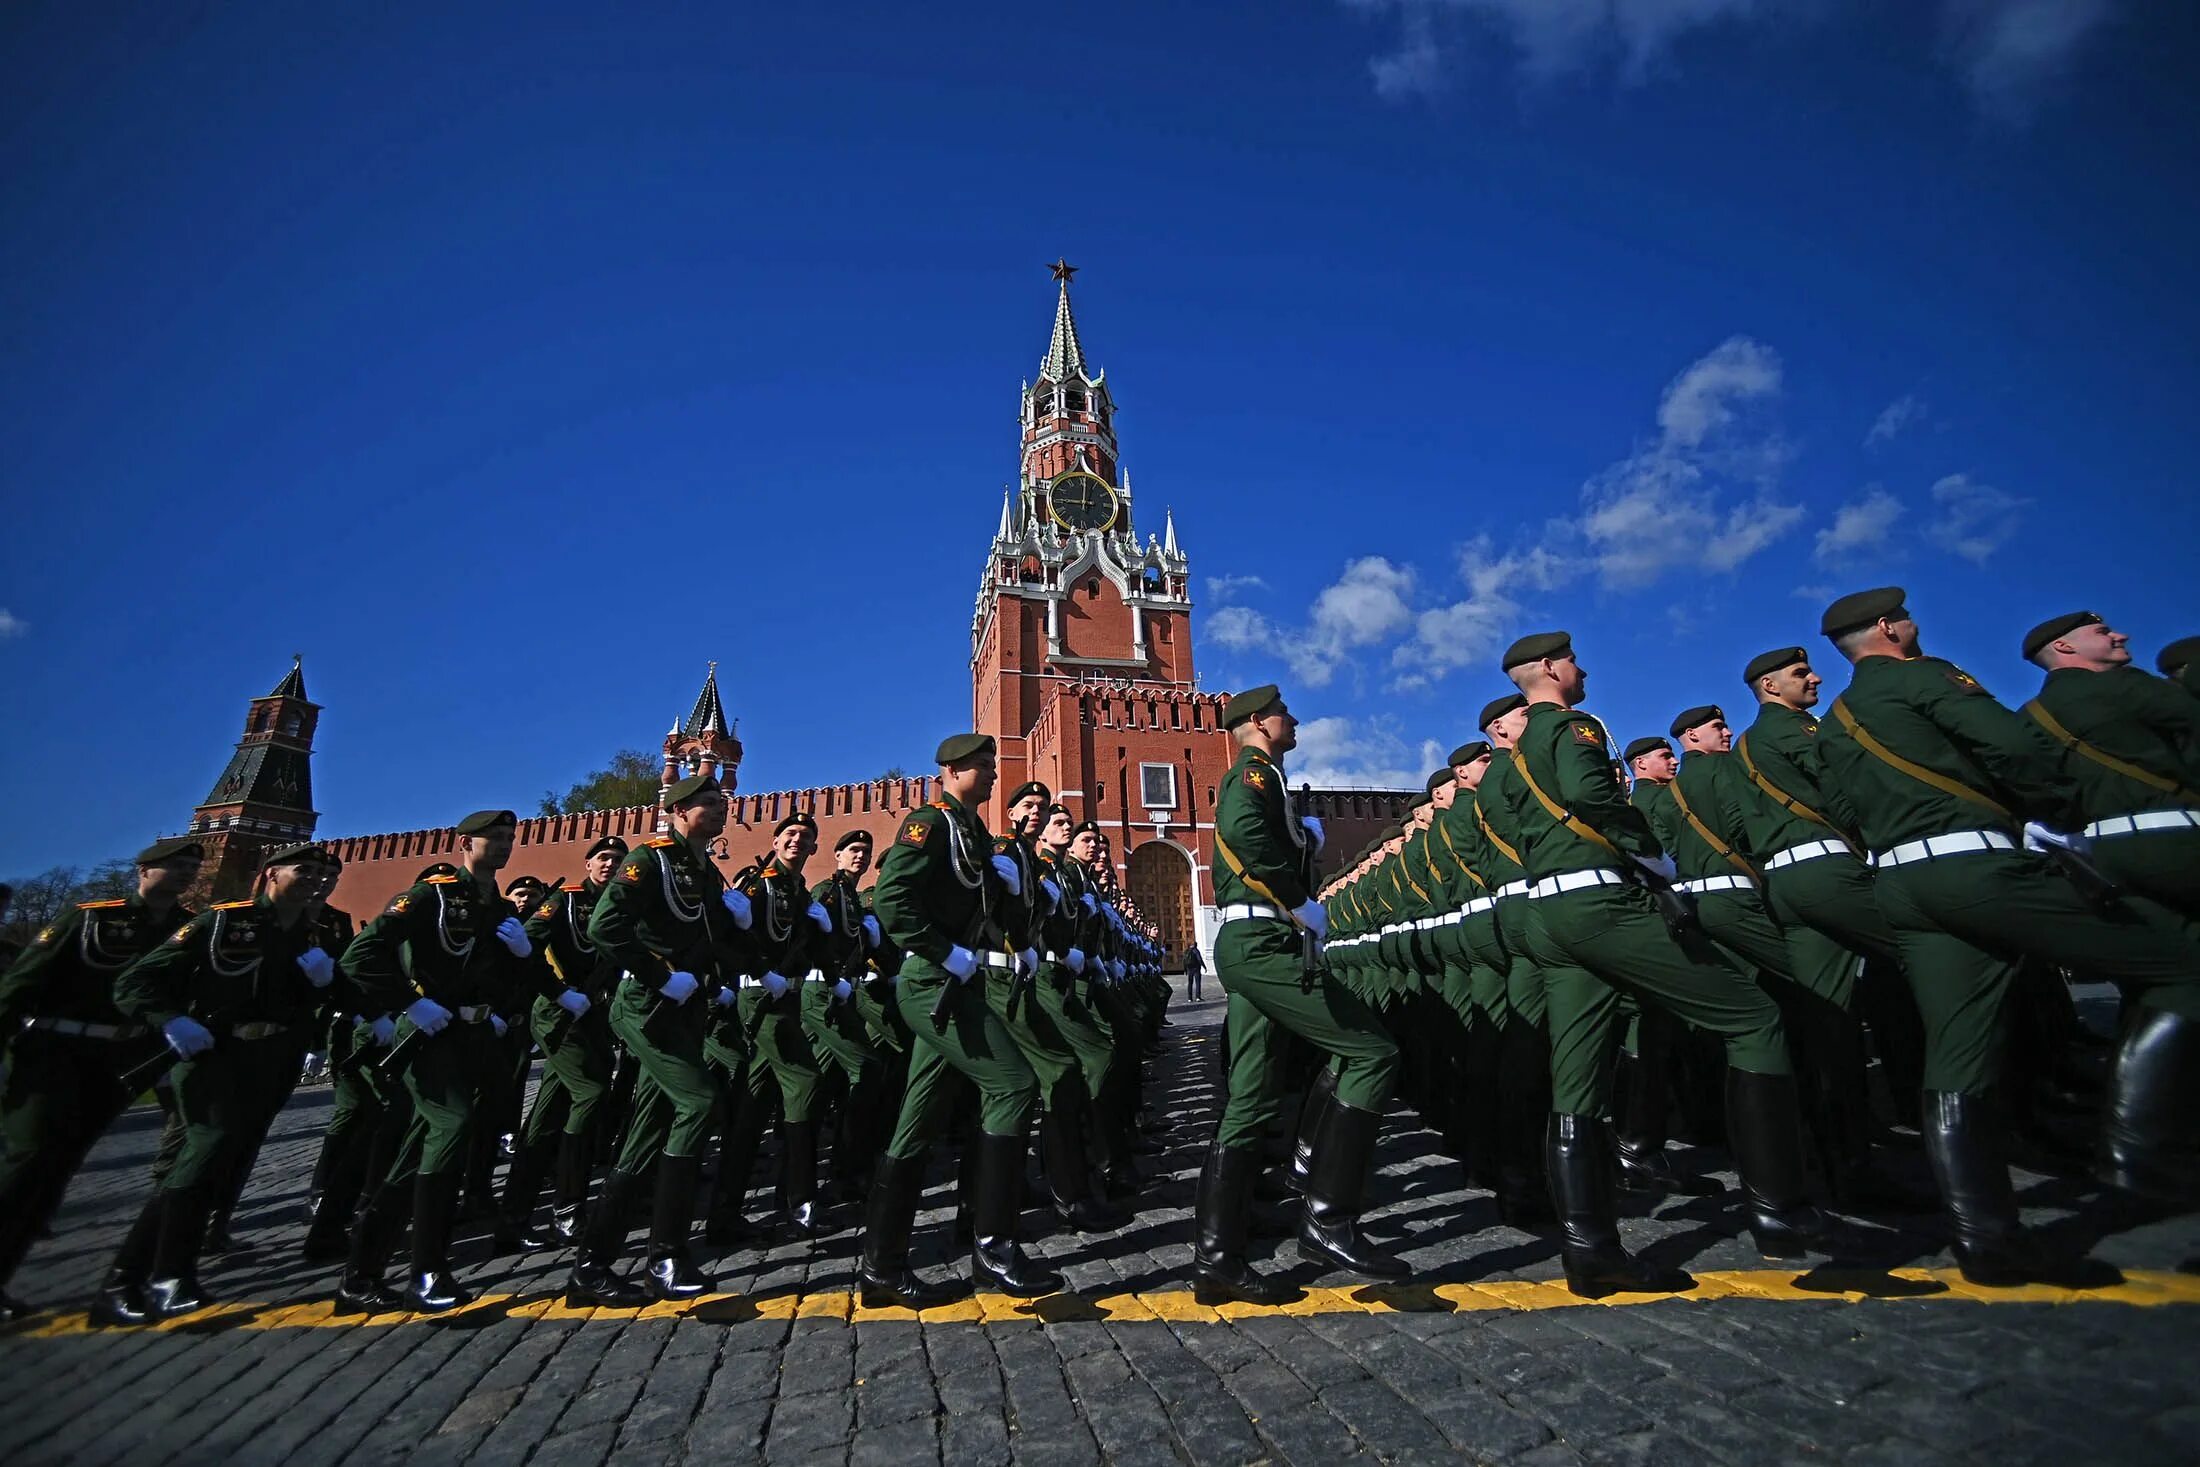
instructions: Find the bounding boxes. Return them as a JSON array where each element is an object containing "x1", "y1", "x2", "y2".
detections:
[
  {"x1": 1430, "y1": 798, "x2": 1493, "y2": 903},
  {"x1": 810, "y1": 871, "x2": 873, "y2": 979},
  {"x1": 112, "y1": 894, "x2": 326, "y2": 1031},
  {"x1": 1471, "y1": 756, "x2": 1535, "y2": 888},
  {"x1": 1036, "y1": 848, "x2": 1097, "y2": 959},
  {"x1": 875, "y1": 794, "x2": 1000, "y2": 966},
  {"x1": 346, "y1": 871, "x2": 538, "y2": 1017},
  {"x1": 1662, "y1": 756, "x2": 1770, "y2": 882},
  {"x1": 731, "y1": 860, "x2": 820, "y2": 979},
  {"x1": 991, "y1": 833, "x2": 1048, "y2": 952},
  {"x1": 0, "y1": 895, "x2": 196, "y2": 1035},
  {"x1": 1505, "y1": 704, "x2": 1660, "y2": 879},
  {"x1": 1630, "y1": 780, "x2": 1678, "y2": 857},
  {"x1": 1735, "y1": 703, "x2": 1864, "y2": 854},
  {"x1": 1817, "y1": 656, "x2": 2082, "y2": 850},
  {"x1": 588, "y1": 836, "x2": 743, "y2": 989},
  {"x1": 527, "y1": 882, "x2": 621, "y2": 1000},
  {"x1": 1214, "y1": 747, "x2": 1315, "y2": 911},
  {"x1": 2028, "y1": 665, "x2": 2200, "y2": 823}
]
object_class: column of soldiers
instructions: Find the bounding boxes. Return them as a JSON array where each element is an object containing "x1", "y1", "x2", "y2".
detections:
[{"x1": 0, "y1": 752, "x2": 1174, "y2": 1322}]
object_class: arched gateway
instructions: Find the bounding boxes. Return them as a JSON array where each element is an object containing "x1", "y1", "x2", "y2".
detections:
[{"x1": 1125, "y1": 839, "x2": 1196, "y2": 969}]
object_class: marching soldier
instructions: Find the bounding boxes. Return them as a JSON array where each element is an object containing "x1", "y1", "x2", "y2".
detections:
[
  {"x1": 498, "y1": 835, "x2": 630, "y2": 1249},
  {"x1": 1068, "y1": 820, "x2": 1155, "y2": 1192},
  {"x1": 2021, "y1": 611, "x2": 2200, "y2": 921},
  {"x1": 97, "y1": 843, "x2": 342, "y2": 1321},
  {"x1": 568, "y1": 775, "x2": 749, "y2": 1304},
  {"x1": 809, "y1": 829, "x2": 893, "y2": 1204},
  {"x1": 855, "y1": 733, "x2": 1058, "y2": 1308},
  {"x1": 1192, "y1": 685, "x2": 1406, "y2": 1306},
  {"x1": 1035, "y1": 806, "x2": 1138, "y2": 1197},
  {"x1": 336, "y1": 810, "x2": 541, "y2": 1314},
  {"x1": 1815, "y1": 588, "x2": 2200, "y2": 1278},
  {"x1": 1495, "y1": 632, "x2": 1835, "y2": 1297},
  {"x1": 0, "y1": 837, "x2": 203, "y2": 1321}
]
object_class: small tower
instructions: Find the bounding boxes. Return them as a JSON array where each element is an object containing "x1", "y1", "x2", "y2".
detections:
[
  {"x1": 658, "y1": 662, "x2": 743, "y2": 829},
  {"x1": 184, "y1": 657, "x2": 322, "y2": 903}
]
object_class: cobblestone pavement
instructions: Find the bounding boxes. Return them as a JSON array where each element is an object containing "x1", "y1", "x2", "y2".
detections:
[{"x1": 5, "y1": 981, "x2": 2198, "y2": 1467}]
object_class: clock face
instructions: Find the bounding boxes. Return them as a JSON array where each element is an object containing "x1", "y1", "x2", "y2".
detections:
[{"x1": 1048, "y1": 472, "x2": 1119, "y2": 532}]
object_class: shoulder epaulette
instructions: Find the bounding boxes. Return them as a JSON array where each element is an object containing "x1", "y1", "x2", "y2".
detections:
[
  {"x1": 78, "y1": 898, "x2": 127, "y2": 909},
  {"x1": 927, "y1": 800, "x2": 950, "y2": 810},
  {"x1": 213, "y1": 899, "x2": 255, "y2": 910},
  {"x1": 561, "y1": 882, "x2": 584, "y2": 892},
  {"x1": 645, "y1": 837, "x2": 677, "y2": 848},
  {"x1": 424, "y1": 874, "x2": 461, "y2": 885}
]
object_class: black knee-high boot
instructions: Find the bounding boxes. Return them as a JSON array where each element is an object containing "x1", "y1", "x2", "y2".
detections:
[
  {"x1": 2097, "y1": 1009, "x2": 2200, "y2": 1207},
  {"x1": 1547, "y1": 1113, "x2": 1688, "y2": 1298},
  {"x1": 564, "y1": 1166, "x2": 647, "y2": 1306},
  {"x1": 404, "y1": 1172, "x2": 472, "y2": 1313},
  {"x1": 1922, "y1": 1090, "x2": 2062, "y2": 1285},
  {"x1": 857, "y1": 1152, "x2": 960, "y2": 1308},
  {"x1": 92, "y1": 1194, "x2": 166, "y2": 1325},
  {"x1": 1297, "y1": 1099, "x2": 1409, "y2": 1279},
  {"x1": 1190, "y1": 1142, "x2": 1298, "y2": 1305},
  {"x1": 1725, "y1": 1070, "x2": 1844, "y2": 1259},
  {"x1": 1497, "y1": 1021, "x2": 1555, "y2": 1225},
  {"x1": 145, "y1": 1186, "x2": 213, "y2": 1318},
  {"x1": 334, "y1": 1183, "x2": 406, "y2": 1315},
  {"x1": 968, "y1": 1132, "x2": 1062, "y2": 1297},
  {"x1": 646, "y1": 1154, "x2": 711, "y2": 1299}
]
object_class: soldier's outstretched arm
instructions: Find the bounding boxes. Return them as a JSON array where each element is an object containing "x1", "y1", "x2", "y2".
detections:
[{"x1": 874, "y1": 808, "x2": 955, "y2": 963}]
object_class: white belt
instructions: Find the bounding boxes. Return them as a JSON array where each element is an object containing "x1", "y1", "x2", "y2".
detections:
[
  {"x1": 2085, "y1": 809, "x2": 2200, "y2": 839},
  {"x1": 1678, "y1": 875, "x2": 1755, "y2": 895},
  {"x1": 978, "y1": 950, "x2": 1016, "y2": 970},
  {"x1": 1529, "y1": 870, "x2": 1626, "y2": 899},
  {"x1": 1765, "y1": 839, "x2": 1852, "y2": 871},
  {"x1": 1874, "y1": 830, "x2": 2016, "y2": 868},
  {"x1": 454, "y1": 1004, "x2": 495, "y2": 1023},
  {"x1": 1218, "y1": 903, "x2": 1282, "y2": 924},
  {"x1": 1457, "y1": 896, "x2": 1496, "y2": 918},
  {"x1": 23, "y1": 1017, "x2": 142, "y2": 1040},
  {"x1": 1496, "y1": 880, "x2": 1534, "y2": 900},
  {"x1": 1413, "y1": 916, "x2": 1443, "y2": 931},
  {"x1": 803, "y1": 968, "x2": 827, "y2": 984}
]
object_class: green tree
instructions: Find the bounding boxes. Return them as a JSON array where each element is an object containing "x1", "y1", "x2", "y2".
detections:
[
  {"x1": 874, "y1": 766, "x2": 910, "y2": 782},
  {"x1": 538, "y1": 749, "x2": 663, "y2": 816}
]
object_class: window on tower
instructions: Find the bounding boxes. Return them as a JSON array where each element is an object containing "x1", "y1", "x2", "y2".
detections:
[
  {"x1": 1064, "y1": 390, "x2": 1086, "y2": 414},
  {"x1": 1032, "y1": 392, "x2": 1055, "y2": 422}
]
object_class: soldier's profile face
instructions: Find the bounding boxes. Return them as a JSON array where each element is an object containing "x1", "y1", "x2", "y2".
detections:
[
  {"x1": 1041, "y1": 810, "x2": 1074, "y2": 846},
  {"x1": 586, "y1": 851, "x2": 619, "y2": 885},
  {"x1": 1455, "y1": 753, "x2": 1492, "y2": 789},
  {"x1": 1009, "y1": 793, "x2": 1046, "y2": 829},
  {"x1": 1070, "y1": 831, "x2": 1101, "y2": 861},
  {"x1": 1635, "y1": 748, "x2": 1678, "y2": 781},
  {"x1": 678, "y1": 788, "x2": 729, "y2": 839},
  {"x1": 1697, "y1": 718, "x2": 1733, "y2": 753},
  {"x1": 1767, "y1": 664, "x2": 1821, "y2": 708},
  {"x1": 2066, "y1": 622, "x2": 2130, "y2": 667},
  {"x1": 1261, "y1": 700, "x2": 1299, "y2": 753},
  {"x1": 836, "y1": 843, "x2": 872, "y2": 877},
  {"x1": 140, "y1": 853, "x2": 203, "y2": 898},
  {"x1": 1553, "y1": 654, "x2": 1586, "y2": 700}
]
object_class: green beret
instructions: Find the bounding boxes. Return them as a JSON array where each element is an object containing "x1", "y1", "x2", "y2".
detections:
[
  {"x1": 934, "y1": 732, "x2": 996, "y2": 765},
  {"x1": 1409, "y1": 793, "x2": 1432, "y2": 810},
  {"x1": 1007, "y1": 780, "x2": 1051, "y2": 807},
  {"x1": 1623, "y1": 736, "x2": 1672, "y2": 763},
  {"x1": 261, "y1": 842, "x2": 324, "y2": 870},
  {"x1": 1448, "y1": 740, "x2": 1491, "y2": 766},
  {"x1": 1424, "y1": 768, "x2": 1453, "y2": 793},
  {"x1": 773, "y1": 810, "x2": 818, "y2": 837},
  {"x1": 2022, "y1": 610, "x2": 2103, "y2": 660},
  {"x1": 135, "y1": 837, "x2": 204, "y2": 866},
  {"x1": 1742, "y1": 646, "x2": 1807, "y2": 686},
  {"x1": 1501, "y1": 630, "x2": 1572, "y2": 670},
  {"x1": 2159, "y1": 636, "x2": 2200, "y2": 678},
  {"x1": 1669, "y1": 704, "x2": 1724, "y2": 739},
  {"x1": 1222, "y1": 683, "x2": 1281, "y2": 729},
  {"x1": 417, "y1": 861, "x2": 460, "y2": 881},
  {"x1": 456, "y1": 809, "x2": 516, "y2": 835},
  {"x1": 662, "y1": 773, "x2": 720, "y2": 808},
  {"x1": 1821, "y1": 586, "x2": 1907, "y2": 638},
  {"x1": 505, "y1": 875, "x2": 547, "y2": 896},
  {"x1": 834, "y1": 828, "x2": 873, "y2": 851},
  {"x1": 585, "y1": 835, "x2": 629, "y2": 861},
  {"x1": 1071, "y1": 819, "x2": 1104, "y2": 838},
  {"x1": 1478, "y1": 693, "x2": 1527, "y2": 730}
]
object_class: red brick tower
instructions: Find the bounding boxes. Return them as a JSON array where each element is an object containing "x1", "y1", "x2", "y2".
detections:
[
  {"x1": 658, "y1": 662, "x2": 743, "y2": 831},
  {"x1": 970, "y1": 263, "x2": 1219, "y2": 959},
  {"x1": 183, "y1": 658, "x2": 322, "y2": 903}
]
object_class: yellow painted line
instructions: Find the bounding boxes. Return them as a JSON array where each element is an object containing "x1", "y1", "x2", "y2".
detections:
[{"x1": 4, "y1": 1267, "x2": 2195, "y2": 1341}]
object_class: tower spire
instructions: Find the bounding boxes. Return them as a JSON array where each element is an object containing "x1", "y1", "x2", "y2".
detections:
[
  {"x1": 1163, "y1": 507, "x2": 1179, "y2": 556},
  {"x1": 1040, "y1": 260, "x2": 1087, "y2": 383},
  {"x1": 997, "y1": 486, "x2": 1015, "y2": 540}
]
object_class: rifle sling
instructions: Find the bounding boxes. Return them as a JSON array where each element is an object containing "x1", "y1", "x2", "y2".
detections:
[
  {"x1": 1828, "y1": 697, "x2": 2014, "y2": 827},
  {"x1": 2024, "y1": 698, "x2": 2200, "y2": 806}
]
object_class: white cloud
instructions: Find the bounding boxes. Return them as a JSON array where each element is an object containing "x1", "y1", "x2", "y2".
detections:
[
  {"x1": 1657, "y1": 336, "x2": 1783, "y2": 448},
  {"x1": 1346, "y1": 0, "x2": 2120, "y2": 118},
  {"x1": 0, "y1": 608, "x2": 23, "y2": 639},
  {"x1": 1397, "y1": 538, "x2": 1576, "y2": 686},
  {"x1": 1206, "y1": 557, "x2": 1416, "y2": 687},
  {"x1": 1815, "y1": 486, "x2": 1906, "y2": 563},
  {"x1": 1865, "y1": 394, "x2": 1928, "y2": 447},
  {"x1": 1927, "y1": 472, "x2": 2027, "y2": 563},
  {"x1": 1290, "y1": 715, "x2": 1446, "y2": 791},
  {"x1": 1204, "y1": 574, "x2": 1268, "y2": 604}
]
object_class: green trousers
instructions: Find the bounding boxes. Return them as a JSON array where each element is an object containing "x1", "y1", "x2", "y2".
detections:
[
  {"x1": 1035, "y1": 962, "x2": 1117, "y2": 1102},
  {"x1": 2091, "y1": 826, "x2": 2200, "y2": 926},
  {"x1": 386, "y1": 1017, "x2": 499, "y2": 1180},
  {"x1": 1874, "y1": 850, "x2": 2200, "y2": 1094},
  {"x1": 981, "y1": 962, "x2": 1090, "y2": 1118},
  {"x1": 884, "y1": 959, "x2": 1040, "y2": 1156},
  {"x1": 163, "y1": 1033, "x2": 308, "y2": 1192},
  {"x1": 1763, "y1": 851, "x2": 1901, "y2": 1012},
  {"x1": 608, "y1": 980, "x2": 718, "y2": 1166},
  {"x1": 1493, "y1": 897, "x2": 1547, "y2": 1028},
  {"x1": 1523, "y1": 882, "x2": 1791, "y2": 1118},
  {"x1": 738, "y1": 986, "x2": 826, "y2": 1122},
  {"x1": 858, "y1": 977, "x2": 910, "y2": 1056},
  {"x1": 802, "y1": 979, "x2": 881, "y2": 1087},
  {"x1": 521, "y1": 1004, "x2": 614, "y2": 1146},
  {"x1": 1213, "y1": 918, "x2": 1398, "y2": 1150}
]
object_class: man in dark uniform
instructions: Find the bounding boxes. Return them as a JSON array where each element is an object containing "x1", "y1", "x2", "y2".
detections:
[
  {"x1": 728, "y1": 811, "x2": 832, "y2": 1239},
  {"x1": 2158, "y1": 636, "x2": 2200, "y2": 700},
  {"x1": 570, "y1": 775, "x2": 749, "y2": 1304},
  {"x1": 1815, "y1": 588, "x2": 2200, "y2": 1277},
  {"x1": 98, "y1": 843, "x2": 341, "y2": 1321},
  {"x1": 1193, "y1": 685, "x2": 1407, "y2": 1306},
  {"x1": 810, "y1": 829, "x2": 892, "y2": 1204},
  {"x1": 500, "y1": 835, "x2": 630, "y2": 1249},
  {"x1": 855, "y1": 733, "x2": 1057, "y2": 1308},
  {"x1": 1497, "y1": 632, "x2": 1834, "y2": 1296},
  {"x1": 336, "y1": 810, "x2": 540, "y2": 1314},
  {"x1": 0, "y1": 837, "x2": 203, "y2": 1321}
]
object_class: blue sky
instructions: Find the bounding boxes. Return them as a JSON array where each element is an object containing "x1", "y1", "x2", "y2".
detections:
[{"x1": 3, "y1": 2, "x2": 2195, "y2": 875}]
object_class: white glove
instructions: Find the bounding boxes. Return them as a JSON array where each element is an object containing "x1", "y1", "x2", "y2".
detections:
[
  {"x1": 491, "y1": 1014, "x2": 509, "y2": 1038},
  {"x1": 716, "y1": 986, "x2": 738, "y2": 1007},
  {"x1": 297, "y1": 946, "x2": 336, "y2": 988},
  {"x1": 1065, "y1": 947, "x2": 1086, "y2": 974},
  {"x1": 943, "y1": 945, "x2": 979, "y2": 981},
  {"x1": 1291, "y1": 899, "x2": 1329, "y2": 940},
  {"x1": 990, "y1": 853, "x2": 1023, "y2": 895},
  {"x1": 162, "y1": 1015, "x2": 215, "y2": 1058},
  {"x1": 1111, "y1": 959, "x2": 1128, "y2": 981},
  {"x1": 2023, "y1": 821, "x2": 2092, "y2": 855},
  {"x1": 833, "y1": 978, "x2": 854, "y2": 1001},
  {"x1": 405, "y1": 997, "x2": 452, "y2": 1035},
  {"x1": 369, "y1": 1015, "x2": 398, "y2": 1046},
  {"x1": 659, "y1": 971, "x2": 699, "y2": 1004},
  {"x1": 1039, "y1": 877, "x2": 1061, "y2": 909},
  {"x1": 722, "y1": 889, "x2": 753, "y2": 929},
  {"x1": 1629, "y1": 853, "x2": 1680, "y2": 884},
  {"x1": 862, "y1": 914, "x2": 881, "y2": 948},
  {"x1": 762, "y1": 971, "x2": 791, "y2": 999},
  {"x1": 495, "y1": 916, "x2": 532, "y2": 957},
  {"x1": 557, "y1": 989, "x2": 591, "y2": 1018},
  {"x1": 807, "y1": 901, "x2": 832, "y2": 933},
  {"x1": 1018, "y1": 947, "x2": 1040, "y2": 976},
  {"x1": 1302, "y1": 815, "x2": 1326, "y2": 851},
  {"x1": 1080, "y1": 891, "x2": 1097, "y2": 913}
]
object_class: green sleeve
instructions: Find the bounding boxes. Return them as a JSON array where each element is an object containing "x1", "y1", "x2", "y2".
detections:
[
  {"x1": 111, "y1": 915, "x2": 209, "y2": 1027},
  {"x1": 342, "y1": 889, "x2": 428, "y2": 1014},
  {"x1": 588, "y1": 851, "x2": 678, "y2": 985},
  {"x1": 874, "y1": 808, "x2": 954, "y2": 964},
  {"x1": 1925, "y1": 673, "x2": 2085, "y2": 827},
  {"x1": 1551, "y1": 723, "x2": 1660, "y2": 858},
  {"x1": 0, "y1": 907, "x2": 82, "y2": 1036},
  {"x1": 1711, "y1": 755, "x2": 1767, "y2": 857},
  {"x1": 1217, "y1": 773, "x2": 1311, "y2": 911}
]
